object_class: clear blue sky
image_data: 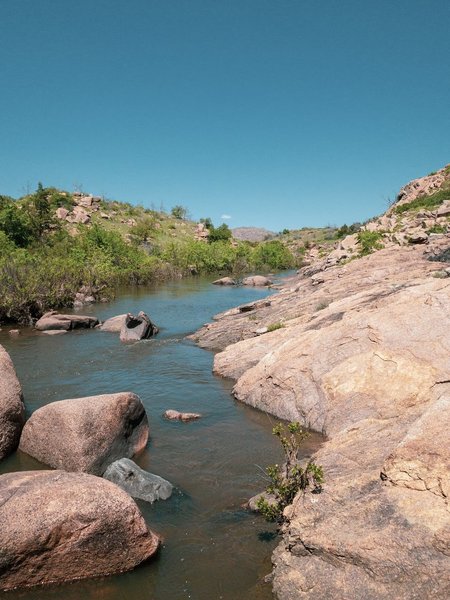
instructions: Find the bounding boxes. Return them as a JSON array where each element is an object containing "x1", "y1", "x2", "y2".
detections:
[{"x1": 1, "y1": 0, "x2": 449, "y2": 230}]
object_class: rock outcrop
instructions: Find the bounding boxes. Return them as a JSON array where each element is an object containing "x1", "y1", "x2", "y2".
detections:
[
  {"x1": 0, "y1": 345, "x2": 25, "y2": 460},
  {"x1": 120, "y1": 311, "x2": 159, "y2": 342},
  {"x1": 103, "y1": 458, "x2": 173, "y2": 503},
  {"x1": 19, "y1": 392, "x2": 149, "y2": 475},
  {"x1": 0, "y1": 470, "x2": 159, "y2": 590},
  {"x1": 194, "y1": 233, "x2": 450, "y2": 598},
  {"x1": 35, "y1": 311, "x2": 99, "y2": 331}
]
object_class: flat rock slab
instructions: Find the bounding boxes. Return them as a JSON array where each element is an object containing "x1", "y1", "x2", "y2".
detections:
[
  {"x1": 0, "y1": 345, "x2": 25, "y2": 460},
  {"x1": 163, "y1": 409, "x2": 202, "y2": 422},
  {"x1": 103, "y1": 458, "x2": 173, "y2": 503},
  {"x1": 0, "y1": 470, "x2": 159, "y2": 591},
  {"x1": 35, "y1": 311, "x2": 99, "y2": 331},
  {"x1": 19, "y1": 392, "x2": 149, "y2": 475}
]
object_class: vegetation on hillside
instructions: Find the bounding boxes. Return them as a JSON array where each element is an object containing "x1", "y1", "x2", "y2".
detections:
[
  {"x1": 0, "y1": 185, "x2": 297, "y2": 324},
  {"x1": 394, "y1": 186, "x2": 450, "y2": 214}
]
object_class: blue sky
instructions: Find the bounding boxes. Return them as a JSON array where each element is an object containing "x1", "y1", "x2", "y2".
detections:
[{"x1": 1, "y1": 0, "x2": 449, "y2": 231}]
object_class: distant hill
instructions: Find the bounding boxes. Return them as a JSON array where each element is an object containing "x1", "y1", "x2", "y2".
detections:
[{"x1": 232, "y1": 227, "x2": 275, "y2": 242}]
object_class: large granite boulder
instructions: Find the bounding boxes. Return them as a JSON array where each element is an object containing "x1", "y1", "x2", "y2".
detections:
[
  {"x1": 120, "y1": 311, "x2": 159, "y2": 342},
  {"x1": 0, "y1": 345, "x2": 25, "y2": 460},
  {"x1": 19, "y1": 392, "x2": 149, "y2": 475},
  {"x1": 103, "y1": 458, "x2": 173, "y2": 503},
  {"x1": 0, "y1": 470, "x2": 159, "y2": 590},
  {"x1": 35, "y1": 311, "x2": 99, "y2": 331}
]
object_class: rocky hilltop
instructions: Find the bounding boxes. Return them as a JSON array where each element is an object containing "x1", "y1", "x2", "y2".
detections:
[{"x1": 192, "y1": 165, "x2": 450, "y2": 599}]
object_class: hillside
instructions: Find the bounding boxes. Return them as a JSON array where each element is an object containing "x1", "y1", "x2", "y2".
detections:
[
  {"x1": 192, "y1": 164, "x2": 450, "y2": 599},
  {"x1": 0, "y1": 186, "x2": 297, "y2": 324}
]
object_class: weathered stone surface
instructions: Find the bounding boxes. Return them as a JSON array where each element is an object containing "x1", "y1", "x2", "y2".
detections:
[
  {"x1": 242, "y1": 275, "x2": 273, "y2": 286},
  {"x1": 0, "y1": 470, "x2": 159, "y2": 590},
  {"x1": 99, "y1": 313, "x2": 127, "y2": 332},
  {"x1": 120, "y1": 311, "x2": 159, "y2": 342},
  {"x1": 0, "y1": 345, "x2": 25, "y2": 461},
  {"x1": 19, "y1": 392, "x2": 149, "y2": 475},
  {"x1": 194, "y1": 239, "x2": 450, "y2": 599},
  {"x1": 163, "y1": 409, "x2": 201, "y2": 421},
  {"x1": 55, "y1": 206, "x2": 69, "y2": 219},
  {"x1": 212, "y1": 276, "x2": 236, "y2": 285},
  {"x1": 35, "y1": 311, "x2": 99, "y2": 331},
  {"x1": 103, "y1": 458, "x2": 173, "y2": 503}
]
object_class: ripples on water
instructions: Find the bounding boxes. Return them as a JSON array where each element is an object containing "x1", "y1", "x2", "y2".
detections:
[{"x1": 0, "y1": 275, "x2": 322, "y2": 600}]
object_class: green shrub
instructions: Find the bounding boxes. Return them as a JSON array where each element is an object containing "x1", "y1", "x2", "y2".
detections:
[
  {"x1": 251, "y1": 240, "x2": 295, "y2": 270},
  {"x1": 394, "y1": 188, "x2": 450, "y2": 214},
  {"x1": 267, "y1": 322, "x2": 284, "y2": 332},
  {"x1": 357, "y1": 230, "x2": 383, "y2": 256},
  {"x1": 171, "y1": 205, "x2": 188, "y2": 220},
  {"x1": 207, "y1": 223, "x2": 232, "y2": 243},
  {"x1": 426, "y1": 224, "x2": 446, "y2": 234},
  {"x1": 256, "y1": 422, "x2": 324, "y2": 523}
]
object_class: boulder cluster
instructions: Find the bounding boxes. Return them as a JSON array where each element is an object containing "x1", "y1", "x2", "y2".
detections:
[{"x1": 0, "y1": 337, "x2": 169, "y2": 590}]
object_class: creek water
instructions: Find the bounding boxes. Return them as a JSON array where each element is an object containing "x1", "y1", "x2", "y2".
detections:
[{"x1": 0, "y1": 275, "x2": 321, "y2": 600}]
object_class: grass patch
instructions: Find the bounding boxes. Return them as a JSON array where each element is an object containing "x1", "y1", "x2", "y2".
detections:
[
  {"x1": 267, "y1": 322, "x2": 284, "y2": 332},
  {"x1": 426, "y1": 224, "x2": 447, "y2": 234},
  {"x1": 357, "y1": 231, "x2": 383, "y2": 256},
  {"x1": 394, "y1": 187, "x2": 450, "y2": 215}
]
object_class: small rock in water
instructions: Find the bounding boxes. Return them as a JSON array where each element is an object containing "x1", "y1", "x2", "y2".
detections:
[
  {"x1": 246, "y1": 491, "x2": 278, "y2": 512},
  {"x1": 103, "y1": 458, "x2": 173, "y2": 503},
  {"x1": 120, "y1": 311, "x2": 159, "y2": 342},
  {"x1": 212, "y1": 277, "x2": 236, "y2": 285},
  {"x1": 8, "y1": 330, "x2": 20, "y2": 337},
  {"x1": 163, "y1": 409, "x2": 201, "y2": 422}
]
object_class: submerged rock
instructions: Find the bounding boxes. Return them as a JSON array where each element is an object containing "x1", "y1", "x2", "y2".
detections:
[
  {"x1": 35, "y1": 311, "x2": 99, "y2": 331},
  {"x1": 0, "y1": 470, "x2": 159, "y2": 591},
  {"x1": 212, "y1": 277, "x2": 236, "y2": 285},
  {"x1": 103, "y1": 458, "x2": 173, "y2": 503},
  {"x1": 0, "y1": 345, "x2": 25, "y2": 461},
  {"x1": 19, "y1": 392, "x2": 149, "y2": 475},
  {"x1": 163, "y1": 409, "x2": 202, "y2": 422},
  {"x1": 120, "y1": 311, "x2": 159, "y2": 342}
]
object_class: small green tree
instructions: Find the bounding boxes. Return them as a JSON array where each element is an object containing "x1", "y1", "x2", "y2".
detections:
[
  {"x1": 208, "y1": 223, "x2": 232, "y2": 243},
  {"x1": 30, "y1": 183, "x2": 53, "y2": 240},
  {"x1": 257, "y1": 422, "x2": 324, "y2": 523},
  {"x1": 171, "y1": 205, "x2": 188, "y2": 220}
]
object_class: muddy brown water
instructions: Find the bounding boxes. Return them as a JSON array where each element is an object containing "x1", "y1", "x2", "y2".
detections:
[{"x1": 0, "y1": 275, "x2": 322, "y2": 600}]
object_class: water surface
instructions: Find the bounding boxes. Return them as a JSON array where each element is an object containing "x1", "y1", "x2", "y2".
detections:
[{"x1": 0, "y1": 275, "x2": 321, "y2": 600}]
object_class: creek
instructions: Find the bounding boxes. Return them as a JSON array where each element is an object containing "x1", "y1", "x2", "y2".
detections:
[{"x1": 0, "y1": 274, "x2": 321, "y2": 600}]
